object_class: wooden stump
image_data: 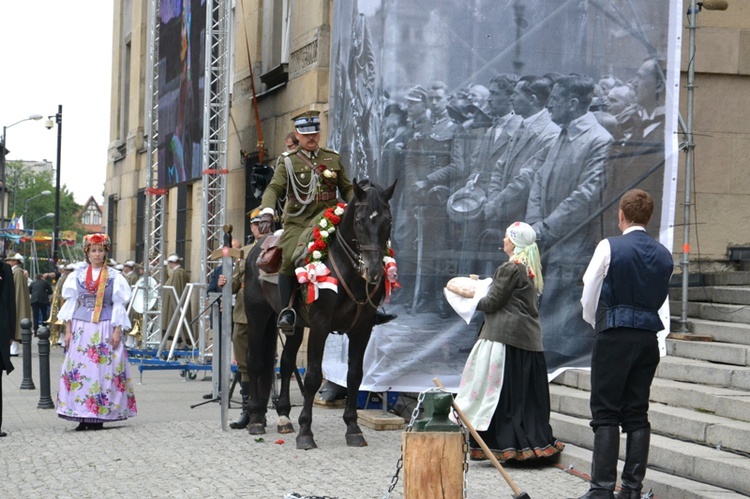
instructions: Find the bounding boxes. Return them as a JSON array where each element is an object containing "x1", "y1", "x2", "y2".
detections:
[{"x1": 403, "y1": 431, "x2": 464, "y2": 499}]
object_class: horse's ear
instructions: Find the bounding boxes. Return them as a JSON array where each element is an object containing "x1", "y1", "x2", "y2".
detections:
[
  {"x1": 353, "y1": 178, "x2": 367, "y2": 201},
  {"x1": 383, "y1": 180, "x2": 397, "y2": 202}
]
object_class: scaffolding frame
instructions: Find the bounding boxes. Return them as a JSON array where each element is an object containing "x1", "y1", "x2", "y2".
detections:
[{"x1": 140, "y1": 0, "x2": 232, "y2": 359}]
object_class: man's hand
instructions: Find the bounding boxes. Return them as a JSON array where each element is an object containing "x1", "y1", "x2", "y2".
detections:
[
  {"x1": 413, "y1": 180, "x2": 429, "y2": 193},
  {"x1": 258, "y1": 213, "x2": 274, "y2": 235},
  {"x1": 217, "y1": 274, "x2": 227, "y2": 288}
]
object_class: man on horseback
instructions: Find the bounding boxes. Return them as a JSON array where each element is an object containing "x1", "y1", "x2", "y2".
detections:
[{"x1": 258, "y1": 110, "x2": 396, "y2": 334}]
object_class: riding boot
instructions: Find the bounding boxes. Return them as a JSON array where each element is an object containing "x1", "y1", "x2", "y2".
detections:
[
  {"x1": 374, "y1": 310, "x2": 398, "y2": 325},
  {"x1": 229, "y1": 381, "x2": 251, "y2": 429},
  {"x1": 277, "y1": 273, "x2": 297, "y2": 335},
  {"x1": 573, "y1": 426, "x2": 620, "y2": 499},
  {"x1": 615, "y1": 427, "x2": 650, "y2": 499}
]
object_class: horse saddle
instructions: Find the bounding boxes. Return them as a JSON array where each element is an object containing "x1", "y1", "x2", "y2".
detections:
[{"x1": 257, "y1": 233, "x2": 282, "y2": 274}]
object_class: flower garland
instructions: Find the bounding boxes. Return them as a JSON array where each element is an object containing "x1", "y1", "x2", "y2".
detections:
[{"x1": 295, "y1": 203, "x2": 401, "y2": 303}]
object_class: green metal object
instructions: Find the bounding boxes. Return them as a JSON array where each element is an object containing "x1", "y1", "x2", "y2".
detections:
[{"x1": 415, "y1": 392, "x2": 460, "y2": 432}]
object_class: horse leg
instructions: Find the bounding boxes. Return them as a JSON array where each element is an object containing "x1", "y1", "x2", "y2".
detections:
[
  {"x1": 276, "y1": 325, "x2": 303, "y2": 434},
  {"x1": 296, "y1": 330, "x2": 326, "y2": 450},
  {"x1": 246, "y1": 313, "x2": 276, "y2": 435},
  {"x1": 344, "y1": 329, "x2": 371, "y2": 447}
]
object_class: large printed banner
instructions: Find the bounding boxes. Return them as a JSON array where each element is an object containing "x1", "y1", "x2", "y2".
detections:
[
  {"x1": 157, "y1": 0, "x2": 206, "y2": 188},
  {"x1": 324, "y1": 0, "x2": 682, "y2": 392}
]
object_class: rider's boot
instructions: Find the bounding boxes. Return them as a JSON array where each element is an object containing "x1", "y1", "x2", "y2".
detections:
[
  {"x1": 229, "y1": 381, "x2": 251, "y2": 429},
  {"x1": 374, "y1": 310, "x2": 398, "y2": 325},
  {"x1": 277, "y1": 273, "x2": 297, "y2": 335}
]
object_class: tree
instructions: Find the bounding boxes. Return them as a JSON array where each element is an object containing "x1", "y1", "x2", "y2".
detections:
[{"x1": 6, "y1": 161, "x2": 83, "y2": 239}]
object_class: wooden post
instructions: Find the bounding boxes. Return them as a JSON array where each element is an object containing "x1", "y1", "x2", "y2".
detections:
[{"x1": 403, "y1": 431, "x2": 464, "y2": 499}]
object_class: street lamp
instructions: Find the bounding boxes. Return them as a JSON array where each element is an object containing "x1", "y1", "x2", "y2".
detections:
[
  {"x1": 23, "y1": 190, "x2": 53, "y2": 222},
  {"x1": 31, "y1": 212, "x2": 55, "y2": 231},
  {"x1": 45, "y1": 105, "x2": 63, "y2": 268},
  {"x1": 0, "y1": 113, "x2": 43, "y2": 229}
]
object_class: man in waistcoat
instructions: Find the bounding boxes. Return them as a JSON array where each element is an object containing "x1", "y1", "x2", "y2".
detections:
[{"x1": 577, "y1": 189, "x2": 674, "y2": 499}]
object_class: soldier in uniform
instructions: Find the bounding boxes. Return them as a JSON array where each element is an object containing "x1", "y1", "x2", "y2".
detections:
[
  {"x1": 162, "y1": 254, "x2": 191, "y2": 343},
  {"x1": 7, "y1": 254, "x2": 31, "y2": 356},
  {"x1": 258, "y1": 110, "x2": 397, "y2": 333},
  {"x1": 122, "y1": 261, "x2": 139, "y2": 287},
  {"x1": 49, "y1": 263, "x2": 75, "y2": 346}
]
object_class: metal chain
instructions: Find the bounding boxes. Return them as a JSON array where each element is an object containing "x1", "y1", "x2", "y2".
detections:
[
  {"x1": 382, "y1": 389, "x2": 431, "y2": 499},
  {"x1": 454, "y1": 406, "x2": 470, "y2": 499}
]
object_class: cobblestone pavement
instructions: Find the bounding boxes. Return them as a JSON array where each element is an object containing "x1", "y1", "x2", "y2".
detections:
[{"x1": 0, "y1": 343, "x2": 589, "y2": 498}]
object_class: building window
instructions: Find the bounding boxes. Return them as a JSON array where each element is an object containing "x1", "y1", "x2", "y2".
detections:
[
  {"x1": 107, "y1": 194, "x2": 118, "y2": 256},
  {"x1": 260, "y1": 0, "x2": 292, "y2": 87}
]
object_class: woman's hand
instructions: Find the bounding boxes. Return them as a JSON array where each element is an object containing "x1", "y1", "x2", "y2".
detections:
[
  {"x1": 112, "y1": 327, "x2": 122, "y2": 349},
  {"x1": 64, "y1": 330, "x2": 71, "y2": 351}
]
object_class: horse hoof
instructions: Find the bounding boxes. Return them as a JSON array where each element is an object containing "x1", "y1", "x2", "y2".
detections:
[
  {"x1": 277, "y1": 422, "x2": 295, "y2": 434},
  {"x1": 346, "y1": 433, "x2": 368, "y2": 447},
  {"x1": 296, "y1": 435, "x2": 318, "y2": 450},
  {"x1": 247, "y1": 423, "x2": 266, "y2": 435}
]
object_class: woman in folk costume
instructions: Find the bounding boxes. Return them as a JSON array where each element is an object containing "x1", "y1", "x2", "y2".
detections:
[
  {"x1": 56, "y1": 234, "x2": 137, "y2": 431},
  {"x1": 455, "y1": 222, "x2": 564, "y2": 462}
]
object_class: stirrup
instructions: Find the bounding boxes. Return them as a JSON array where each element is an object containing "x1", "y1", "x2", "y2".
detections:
[{"x1": 277, "y1": 307, "x2": 297, "y2": 336}]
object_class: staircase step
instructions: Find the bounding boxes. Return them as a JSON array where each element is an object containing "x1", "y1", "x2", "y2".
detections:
[
  {"x1": 553, "y1": 369, "x2": 750, "y2": 424},
  {"x1": 667, "y1": 337, "x2": 750, "y2": 366},
  {"x1": 685, "y1": 286, "x2": 750, "y2": 306},
  {"x1": 656, "y1": 355, "x2": 750, "y2": 391},
  {"x1": 670, "y1": 300, "x2": 750, "y2": 325},
  {"x1": 552, "y1": 412, "x2": 750, "y2": 496},
  {"x1": 550, "y1": 384, "x2": 750, "y2": 455},
  {"x1": 670, "y1": 317, "x2": 750, "y2": 347},
  {"x1": 702, "y1": 271, "x2": 750, "y2": 287}
]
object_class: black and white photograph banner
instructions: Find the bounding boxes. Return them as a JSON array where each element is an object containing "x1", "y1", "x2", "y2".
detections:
[{"x1": 324, "y1": 0, "x2": 682, "y2": 391}]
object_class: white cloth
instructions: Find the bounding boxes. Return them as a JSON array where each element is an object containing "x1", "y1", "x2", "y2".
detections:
[
  {"x1": 57, "y1": 265, "x2": 133, "y2": 330},
  {"x1": 581, "y1": 226, "x2": 645, "y2": 327},
  {"x1": 452, "y1": 339, "x2": 506, "y2": 431},
  {"x1": 443, "y1": 278, "x2": 492, "y2": 324}
]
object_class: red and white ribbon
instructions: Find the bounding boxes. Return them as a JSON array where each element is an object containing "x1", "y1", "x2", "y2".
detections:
[
  {"x1": 295, "y1": 262, "x2": 339, "y2": 304},
  {"x1": 383, "y1": 257, "x2": 401, "y2": 298}
]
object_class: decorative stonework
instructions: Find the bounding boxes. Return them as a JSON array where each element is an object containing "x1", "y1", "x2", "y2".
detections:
[{"x1": 290, "y1": 39, "x2": 318, "y2": 78}]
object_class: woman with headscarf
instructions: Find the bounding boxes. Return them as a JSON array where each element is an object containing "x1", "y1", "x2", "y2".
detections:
[
  {"x1": 56, "y1": 234, "x2": 137, "y2": 431},
  {"x1": 454, "y1": 221, "x2": 564, "y2": 462}
]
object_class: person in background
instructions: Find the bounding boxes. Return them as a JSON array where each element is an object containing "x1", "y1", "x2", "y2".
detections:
[
  {"x1": 285, "y1": 132, "x2": 299, "y2": 152},
  {"x1": 162, "y1": 253, "x2": 191, "y2": 344},
  {"x1": 56, "y1": 234, "x2": 137, "y2": 431},
  {"x1": 49, "y1": 263, "x2": 75, "y2": 346},
  {"x1": 454, "y1": 222, "x2": 564, "y2": 463},
  {"x1": 0, "y1": 255, "x2": 17, "y2": 437},
  {"x1": 7, "y1": 253, "x2": 31, "y2": 356},
  {"x1": 577, "y1": 189, "x2": 673, "y2": 499},
  {"x1": 29, "y1": 273, "x2": 53, "y2": 336}
]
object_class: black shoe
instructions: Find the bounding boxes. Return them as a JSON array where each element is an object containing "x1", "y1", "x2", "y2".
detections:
[
  {"x1": 374, "y1": 311, "x2": 398, "y2": 325},
  {"x1": 74, "y1": 423, "x2": 88, "y2": 431},
  {"x1": 0, "y1": 430, "x2": 7, "y2": 437},
  {"x1": 277, "y1": 309, "x2": 296, "y2": 335},
  {"x1": 88, "y1": 423, "x2": 104, "y2": 431}
]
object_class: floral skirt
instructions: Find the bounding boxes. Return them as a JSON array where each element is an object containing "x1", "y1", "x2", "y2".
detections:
[
  {"x1": 56, "y1": 318, "x2": 137, "y2": 423},
  {"x1": 469, "y1": 344, "x2": 564, "y2": 462}
]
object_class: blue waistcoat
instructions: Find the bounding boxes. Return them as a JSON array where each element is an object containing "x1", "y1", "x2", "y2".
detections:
[
  {"x1": 595, "y1": 230, "x2": 673, "y2": 333},
  {"x1": 71, "y1": 277, "x2": 114, "y2": 323}
]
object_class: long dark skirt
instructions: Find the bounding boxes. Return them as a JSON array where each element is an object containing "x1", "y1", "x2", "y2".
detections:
[{"x1": 470, "y1": 344, "x2": 565, "y2": 462}]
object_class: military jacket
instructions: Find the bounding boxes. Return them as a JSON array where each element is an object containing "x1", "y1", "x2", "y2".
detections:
[{"x1": 404, "y1": 115, "x2": 463, "y2": 188}]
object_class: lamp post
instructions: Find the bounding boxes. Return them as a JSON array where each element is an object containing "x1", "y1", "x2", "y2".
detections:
[
  {"x1": 45, "y1": 105, "x2": 63, "y2": 268},
  {"x1": 31, "y1": 212, "x2": 55, "y2": 231},
  {"x1": 1, "y1": 114, "x2": 43, "y2": 229},
  {"x1": 23, "y1": 190, "x2": 52, "y2": 224}
]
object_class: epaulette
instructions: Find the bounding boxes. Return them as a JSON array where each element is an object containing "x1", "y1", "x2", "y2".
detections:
[{"x1": 319, "y1": 146, "x2": 339, "y2": 155}]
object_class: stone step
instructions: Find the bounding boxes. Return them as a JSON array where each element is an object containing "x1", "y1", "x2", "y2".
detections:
[
  {"x1": 670, "y1": 300, "x2": 750, "y2": 325},
  {"x1": 670, "y1": 317, "x2": 750, "y2": 347},
  {"x1": 656, "y1": 355, "x2": 750, "y2": 391},
  {"x1": 552, "y1": 412, "x2": 750, "y2": 496},
  {"x1": 550, "y1": 384, "x2": 750, "y2": 455},
  {"x1": 553, "y1": 368, "x2": 750, "y2": 424},
  {"x1": 684, "y1": 286, "x2": 750, "y2": 305},
  {"x1": 666, "y1": 337, "x2": 750, "y2": 367},
  {"x1": 701, "y1": 271, "x2": 750, "y2": 287},
  {"x1": 559, "y1": 438, "x2": 748, "y2": 498}
]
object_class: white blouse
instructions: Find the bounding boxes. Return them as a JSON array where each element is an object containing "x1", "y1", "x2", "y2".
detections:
[{"x1": 57, "y1": 264, "x2": 133, "y2": 330}]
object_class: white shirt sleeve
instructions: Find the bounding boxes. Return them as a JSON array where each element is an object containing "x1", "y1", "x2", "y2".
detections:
[
  {"x1": 56, "y1": 272, "x2": 80, "y2": 322},
  {"x1": 110, "y1": 273, "x2": 133, "y2": 330},
  {"x1": 581, "y1": 238, "x2": 611, "y2": 328}
]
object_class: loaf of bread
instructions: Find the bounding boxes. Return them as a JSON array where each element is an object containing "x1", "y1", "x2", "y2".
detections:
[{"x1": 446, "y1": 275, "x2": 480, "y2": 298}]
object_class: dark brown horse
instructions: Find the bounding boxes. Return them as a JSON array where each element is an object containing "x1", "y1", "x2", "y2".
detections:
[{"x1": 243, "y1": 179, "x2": 396, "y2": 449}]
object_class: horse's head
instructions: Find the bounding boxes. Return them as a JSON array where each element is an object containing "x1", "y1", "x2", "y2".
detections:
[{"x1": 351, "y1": 178, "x2": 396, "y2": 285}]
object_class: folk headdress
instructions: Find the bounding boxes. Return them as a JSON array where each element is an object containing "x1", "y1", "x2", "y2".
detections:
[
  {"x1": 84, "y1": 233, "x2": 111, "y2": 253},
  {"x1": 506, "y1": 222, "x2": 544, "y2": 294}
]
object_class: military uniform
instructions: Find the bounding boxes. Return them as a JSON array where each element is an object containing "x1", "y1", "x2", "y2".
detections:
[{"x1": 260, "y1": 144, "x2": 354, "y2": 275}]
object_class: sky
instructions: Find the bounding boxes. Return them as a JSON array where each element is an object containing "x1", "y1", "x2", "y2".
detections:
[{"x1": 0, "y1": 1, "x2": 114, "y2": 206}]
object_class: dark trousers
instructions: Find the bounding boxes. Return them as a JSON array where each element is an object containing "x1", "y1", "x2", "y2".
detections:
[
  {"x1": 31, "y1": 303, "x2": 49, "y2": 332},
  {"x1": 589, "y1": 328, "x2": 659, "y2": 433}
]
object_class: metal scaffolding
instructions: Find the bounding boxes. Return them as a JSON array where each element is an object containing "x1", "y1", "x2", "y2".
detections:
[{"x1": 140, "y1": 0, "x2": 232, "y2": 356}]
